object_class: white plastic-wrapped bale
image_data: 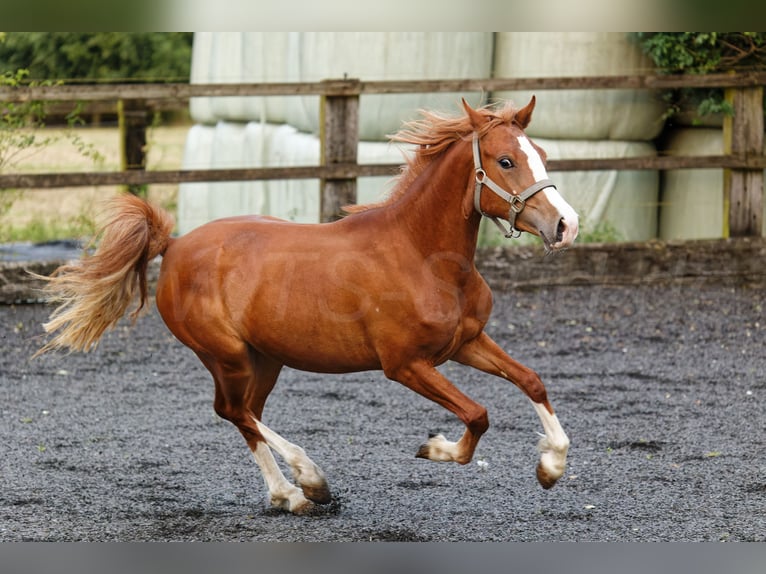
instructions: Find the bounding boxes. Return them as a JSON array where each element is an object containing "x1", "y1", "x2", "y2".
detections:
[
  {"x1": 492, "y1": 32, "x2": 665, "y2": 141},
  {"x1": 480, "y1": 138, "x2": 659, "y2": 246},
  {"x1": 246, "y1": 125, "x2": 406, "y2": 222},
  {"x1": 263, "y1": 124, "x2": 320, "y2": 223},
  {"x1": 660, "y1": 128, "x2": 766, "y2": 239},
  {"x1": 189, "y1": 32, "x2": 292, "y2": 125},
  {"x1": 356, "y1": 141, "x2": 407, "y2": 205},
  {"x1": 236, "y1": 122, "x2": 277, "y2": 218},
  {"x1": 188, "y1": 32, "x2": 216, "y2": 125},
  {"x1": 207, "y1": 121, "x2": 251, "y2": 221},
  {"x1": 283, "y1": 32, "x2": 493, "y2": 141},
  {"x1": 659, "y1": 128, "x2": 724, "y2": 240},
  {"x1": 178, "y1": 121, "x2": 407, "y2": 232},
  {"x1": 177, "y1": 124, "x2": 215, "y2": 234}
]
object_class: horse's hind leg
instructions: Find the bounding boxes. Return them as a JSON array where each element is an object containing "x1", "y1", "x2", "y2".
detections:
[
  {"x1": 251, "y1": 418, "x2": 331, "y2": 505},
  {"x1": 200, "y1": 350, "x2": 330, "y2": 513}
]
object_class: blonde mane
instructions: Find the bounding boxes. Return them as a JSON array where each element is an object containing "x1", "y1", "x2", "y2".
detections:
[{"x1": 345, "y1": 101, "x2": 523, "y2": 214}]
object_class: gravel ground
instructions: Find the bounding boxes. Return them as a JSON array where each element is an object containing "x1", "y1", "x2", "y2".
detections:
[{"x1": 1, "y1": 281, "x2": 764, "y2": 541}]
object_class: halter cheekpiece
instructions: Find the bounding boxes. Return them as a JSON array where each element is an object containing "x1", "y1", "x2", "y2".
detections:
[{"x1": 472, "y1": 132, "x2": 556, "y2": 239}]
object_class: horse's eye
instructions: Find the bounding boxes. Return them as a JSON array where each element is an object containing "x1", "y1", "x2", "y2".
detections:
[{"x1": 498, "y1": 157, "x2": 514, "y2": 169}]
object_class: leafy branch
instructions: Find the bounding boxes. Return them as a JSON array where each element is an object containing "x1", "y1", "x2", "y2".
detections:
[
  {"x1": 0, "y1": 69, "x2": 105, "y2": 224},
  {"x1": 633, "y1": 32, "x2": 766, "y2": 121}
]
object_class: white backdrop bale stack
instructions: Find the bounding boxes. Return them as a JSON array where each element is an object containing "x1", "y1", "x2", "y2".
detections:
[
  {"x1": 492, "y1": 32, "x2": 665, "y2": 141},
  {"x1": 283, "y1": 32, "x2": 493, "y2": 140},
  {"x1": 189, "y1": 32, "x2": 292, "y2": 125},
  {"x1": 262, "y1": 124, "x2": 320, "y2": 223},
  {"x1": 181, "y1": 32, "x2": 492, "y2": 233},
  {"x1": 179, "y1": 121, "x2": 407, "y2": 233},
  {"x1": 177, "y1": 124, "x2": 215, "y2": 233},
  {"x1": 659, "y1": 128, "x2": 766, "y2": 239},
  {"x1": 188, "y1": 32, "x2": 216, "y2": 125},
  {"x1": 490, "y1": 32, "x2": 664, "y2": 241},
  {"x1": 256, "y1": 127, "x2": 407, "y2": 223},
  {"x1": 659, "y1": 128, "x2": 724, "y2": 240},
  {"x1": 179, "y1": 122, "x2": 270, "y2": 234}
]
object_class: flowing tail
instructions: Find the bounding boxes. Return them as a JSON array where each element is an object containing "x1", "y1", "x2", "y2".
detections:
[{"x1": 34, "y1": 193, "x2": 175, "y2": 356}]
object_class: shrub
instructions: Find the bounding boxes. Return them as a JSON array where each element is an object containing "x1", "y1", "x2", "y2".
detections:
[{"x1": 633, "y1": 32, "x2": 766, "y2": 119}]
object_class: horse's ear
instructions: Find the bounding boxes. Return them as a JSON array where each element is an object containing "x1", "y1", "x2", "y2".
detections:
[
  {"x1": 462, "y1": 98, "x2": 486, "y2": 130},
  {"x1": 514, "y1": 95, "x2": 536, "y2": 129}
]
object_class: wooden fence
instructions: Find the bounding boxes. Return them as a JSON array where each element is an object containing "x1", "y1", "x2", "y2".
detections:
[{"x1": 1, "y1": 73, "x2": 764, "y2": 234}]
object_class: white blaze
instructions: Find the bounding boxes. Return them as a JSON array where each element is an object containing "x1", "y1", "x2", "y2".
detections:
[{"x1": 517, "y1": 135, "x2": 579, "y2": 230}]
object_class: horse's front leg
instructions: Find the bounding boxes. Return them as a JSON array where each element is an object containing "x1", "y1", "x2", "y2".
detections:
[
  {"x1": 453, "y1": 332, "x2": 570, "y2": 489},
  {"x1": 385, "y1": 359, "x2": 489, "y2": 465}
]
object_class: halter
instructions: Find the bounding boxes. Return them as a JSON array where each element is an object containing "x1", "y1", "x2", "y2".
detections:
[{"x1": 472, "y1": 133, "x2": 556, "y2": 239}]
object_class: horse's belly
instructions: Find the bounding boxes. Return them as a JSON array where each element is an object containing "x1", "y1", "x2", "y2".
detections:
[{"x1": 245, "y1": 317, "x2": 382, "y2": 374}]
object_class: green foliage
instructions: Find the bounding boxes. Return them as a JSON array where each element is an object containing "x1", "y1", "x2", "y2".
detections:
[
  {"x1": 0, "y1": 214, "x2": 97, "y2": 244},
  {"x1": 633, "y1": 32, "x2": 766, "y2": 120},
  {"x1": 576, "y1": 221, "x2": 623, "y2": 244},
  {"x1": 0, "y1": 68, "x2": 105, "y2": 171},
  {"x1": 0, "y1": 33, "x2": 189, "y2": 243},
  {"x1": 0, "y1": 69, "x2": 55, "y2": 172},
  {"x1": 476, "y1": 218, "x2": 623, "y2": 248},
  {"x1": 635, "y1": 32, "x2": 766, "y2": 74},
  {"x1": 0, "y1": 67, "x2": 105, "y2": 242},
  {"x1": 0, "y1": 33, "x2": 192, "y2": 82}
]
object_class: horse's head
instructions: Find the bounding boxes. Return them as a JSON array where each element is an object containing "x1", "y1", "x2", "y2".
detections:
[{"x1": 464, "y1": 97, "x2": 578, "y2": 252}]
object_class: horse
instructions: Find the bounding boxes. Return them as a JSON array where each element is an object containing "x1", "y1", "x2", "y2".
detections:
[{"x1": 36, "y1": 97, "x2": 579, "y2": 514}]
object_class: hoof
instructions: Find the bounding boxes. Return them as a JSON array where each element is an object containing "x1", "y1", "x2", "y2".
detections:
[
  {"x1": 415, "y1": 433, "x2": 459, "y2": 462},
  {"x1": 269, "y1": 495, "x2": 316, "y2": 515},
  {"x1": 290, "y1": 499, "x2": 318, "y2": 515},
  {"x1": 536, "y1": 462, "x2": 560, "y2": 490},
  {"x1": 416, "y1": 433, "x2": 445, "y2": 459},
  {"x1": 301, "y1": 482, "x2": 332, "y2": 505},
  {"x1": 415, "y1": 442, "x2": 431, "y2": 459}
]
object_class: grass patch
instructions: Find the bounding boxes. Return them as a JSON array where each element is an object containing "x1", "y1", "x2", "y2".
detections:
[
  {"x1": 0, "y1": 212, "x2": 96, "y2": 243},
  {"x1": 477, "y1": 218, "x2": 624, "y2": 248}
]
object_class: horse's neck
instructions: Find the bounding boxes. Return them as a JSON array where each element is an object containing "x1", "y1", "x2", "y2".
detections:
[{"x1": 390, "y1": 141, "x2": 482, "y2": 260}]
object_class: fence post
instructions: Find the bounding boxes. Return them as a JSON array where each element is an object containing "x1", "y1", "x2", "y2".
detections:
[
  {"x1": 319, "y1": 79, "x2": 360, "y2": 222},
  {"x1": 119, "y1": 98, "x2": 148, "y2": 196},
  {"x1": 723, "y1": 86, "x2": 764, "y2": 237}
]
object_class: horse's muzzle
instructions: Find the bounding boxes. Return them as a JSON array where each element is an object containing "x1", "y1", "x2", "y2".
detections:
[{"x1": 543, "y1": 214, "x2": 579, "y2": 252}]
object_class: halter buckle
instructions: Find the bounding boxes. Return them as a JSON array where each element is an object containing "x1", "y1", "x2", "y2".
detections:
[{"x1": 509, "y1": 195, "x2": 525, "y2": 214}]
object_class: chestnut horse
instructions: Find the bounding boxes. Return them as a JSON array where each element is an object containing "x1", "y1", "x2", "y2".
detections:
[{"x1": 37, "y1": 97, "x2": 578, "y2": 514}]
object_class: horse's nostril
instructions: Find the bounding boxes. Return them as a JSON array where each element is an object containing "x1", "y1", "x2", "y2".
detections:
[{"x1": 556, "y1": 218, "x2": 566, "y2": 243}]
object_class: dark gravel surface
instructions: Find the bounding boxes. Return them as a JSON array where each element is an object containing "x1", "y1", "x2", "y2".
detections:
[{"x1": 1, "y1": 282, "x2": 765, "y2": 541}]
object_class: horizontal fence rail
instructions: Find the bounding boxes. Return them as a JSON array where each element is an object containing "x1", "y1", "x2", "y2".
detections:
[
  {"x1": 2, "y1": 155, "x2": 765, "y2": 191},
  {"x1": 1, "y1": 73, "x2": 764, "y2": 234},
  {"x1": 3, "y1": 72, "x2": 766, "y2": 101}
]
